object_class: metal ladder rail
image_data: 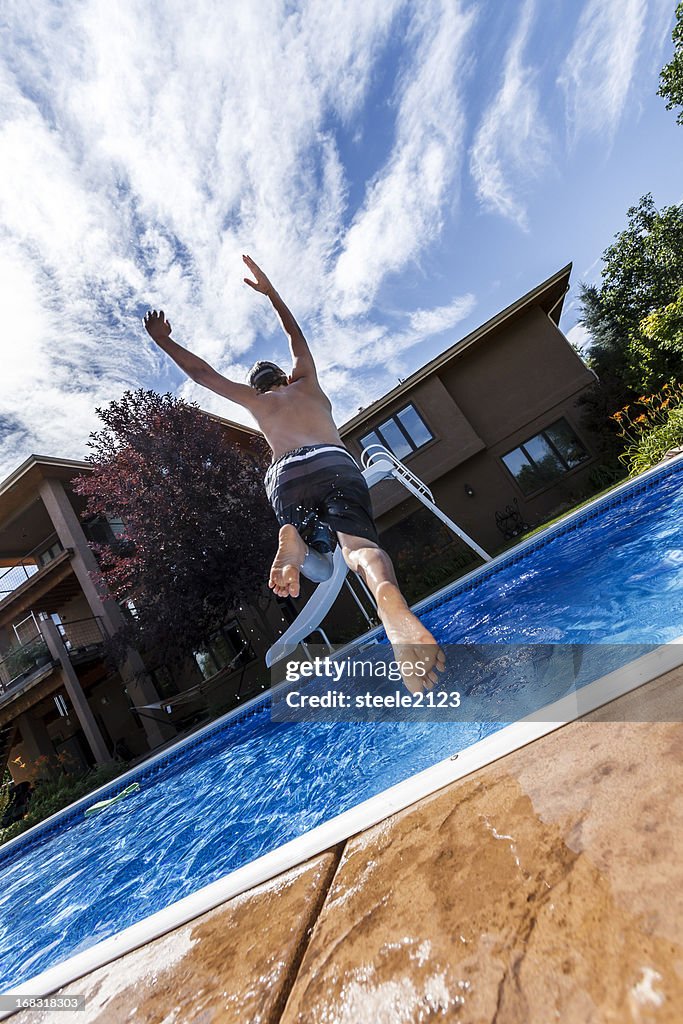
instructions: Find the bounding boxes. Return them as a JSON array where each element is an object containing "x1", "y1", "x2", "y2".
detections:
[
  {"x1": 363, "y1": 445, "x2": 491, "y2": 563},
  {"x1": 362, "y1": 444, "x2": 435, "y2": 500}
]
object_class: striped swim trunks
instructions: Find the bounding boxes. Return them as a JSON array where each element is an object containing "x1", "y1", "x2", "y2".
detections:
[{"x1": 264, "y1": 444, "x2": 380, "y2": 553}]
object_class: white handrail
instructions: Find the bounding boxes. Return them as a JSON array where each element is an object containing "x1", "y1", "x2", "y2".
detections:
[{"x1": 362, "y1": 444, "x2": 434, "y2": 500}]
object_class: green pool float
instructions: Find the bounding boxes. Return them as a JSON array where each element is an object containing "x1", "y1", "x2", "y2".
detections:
[{"x1": 84, "y1": 782, "x2": 140, "y2": 818}]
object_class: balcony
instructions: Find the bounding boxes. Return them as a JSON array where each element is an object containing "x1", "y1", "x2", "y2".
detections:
[
  {"x1": 0, "y1": 536, "x2": 78, "y2": 620},
  {"x1": 0, "y1": 617, "x2": 106, "y2": 719},
  {"x1": 56, "y1": 617, "x2": 107, "y2": 665},
  {"x1": 0, "y1": 636, "x2": 55, "y2": 699}
]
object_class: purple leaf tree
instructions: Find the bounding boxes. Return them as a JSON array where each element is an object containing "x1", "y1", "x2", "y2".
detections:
[{"x1": 73, "y1": 390, "x2": 277, "y2": 675}]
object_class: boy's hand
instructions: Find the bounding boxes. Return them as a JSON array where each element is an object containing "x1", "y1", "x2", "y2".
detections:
[
  {"x1": 243, "y1": 254, "x2": 273, "y2": 295},
  {"x1": 143, "y1": 309, "x2": 172, "y2": 343}
]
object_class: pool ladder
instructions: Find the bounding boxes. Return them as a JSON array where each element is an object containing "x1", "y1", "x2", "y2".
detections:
[
  {"x1": 361, "y1": 444, "x2": 435, "y2": 501},
  {"x1": 265, "y1": 445, "x2": 491, "y2": 667}
]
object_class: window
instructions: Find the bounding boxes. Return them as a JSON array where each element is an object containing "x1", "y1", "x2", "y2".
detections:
[
  {"x1": 36, "y1": 540, "x2": 64, "y2": 567},
  {"x1": 502, "y1": 419, "x2": 589, "y2": 496},
  {"x1": 83, "y1": 516, "x2": 126, "y2": 546},
  {"x1": 360, "y1": 403, "x2": 433, "y2": 459},
  {"x1": 107, "y1": 517, "x2": 126, "y2": 537}
]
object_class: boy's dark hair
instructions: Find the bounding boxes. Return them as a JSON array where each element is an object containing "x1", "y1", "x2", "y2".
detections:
[{"x1": 247, "y1": 361, "x2": 288, "y2": 392}]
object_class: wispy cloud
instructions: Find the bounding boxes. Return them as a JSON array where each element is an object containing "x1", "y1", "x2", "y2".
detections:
[
  {"x1": 333, "y1": 1, "x2": 477, "y2": 317},
  {"x1": 566, "y1": 322, "x2": 592, "y2": 355},
  {"x1": 557, "y1": 0, "x2": 647, "y2": 144},
  {"x1": 407, "y1": 294, "x2": 476, "y2": 336},
  {"x1": 0, "y1": 0, "x2": 482, "y2": 477},
  {"x1": 647, "y1": 0, "x2": 680, "y2": 73},
  {"x1": 469, "y1": 0, "x2": 550, "y2": 230},
  {"x1": 310, "y1": 290, "x2": 476, "y2": 422}
]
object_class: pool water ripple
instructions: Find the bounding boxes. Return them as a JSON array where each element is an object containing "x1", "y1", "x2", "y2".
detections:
[{"x1": 0, "y1": 461, "x2": 681, "y2": 991}]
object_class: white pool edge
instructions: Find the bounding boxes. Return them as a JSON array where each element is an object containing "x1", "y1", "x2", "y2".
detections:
[{"x1": 2, "y1": 637, "x2": 681, "y2": 1012}]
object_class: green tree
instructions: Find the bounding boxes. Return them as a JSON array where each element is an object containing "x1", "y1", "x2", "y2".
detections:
[
  {"x1": 576, "y1": 196, "x2": 683, "y2": 470},
  {"x1": 579, "y1": 194, "x2": 683, "y2": 395},
  {"x1": 658, "y1": 2, "x2": 683, "y2": 125},
  {"x1": 634, "y1": 286, "x2": 683, "y2": 387}
]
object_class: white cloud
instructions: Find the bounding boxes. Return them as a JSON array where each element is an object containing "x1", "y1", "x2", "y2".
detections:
[
  {"x1": 646, "y1": 0, "x2": 681, "y2": 72},
  {"x1": 302, "y1": 289, "x2": 475, "y2": 426},
  {"x1": 566, "y1": 322, "x2": 592, "y2": 353},
  {"x1": 0, "y1": 0, "x2": 486, "y2": 479},
  {"x1": 557, "y1": 0, "x2": 647, "y2": 144},
  {"x1": 0, "y1": 1, "x2": 403, "y2": 477},
  {"x1": 469, "y1": 0, "x2": 550, "y2": 229},
  {"x1": 333, "y1": 1, "x2": 477, "y2": 317},
  {"x1": 407, "y1": 295, "x2": 476, "y2": 336}
]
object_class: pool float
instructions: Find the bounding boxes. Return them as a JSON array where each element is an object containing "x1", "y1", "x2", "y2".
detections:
[{"x1": 84, "y1": 782, "x2": 140, "y2": 818}]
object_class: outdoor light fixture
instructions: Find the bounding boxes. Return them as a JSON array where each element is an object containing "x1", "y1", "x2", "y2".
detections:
[{"x1": 464, "y1": 484, "x2": 475, "y2": 497}]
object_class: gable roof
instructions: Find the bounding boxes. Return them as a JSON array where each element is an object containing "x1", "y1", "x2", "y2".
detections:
[{"x1": 339, "y1": 263, "x2": 572, "y2": 434}]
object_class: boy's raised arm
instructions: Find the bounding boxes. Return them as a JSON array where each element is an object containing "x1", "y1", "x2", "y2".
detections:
[
  {"x1": 242, "y1": 255, "x2": 317, "y2": 383},
  {"x1": 143, "y1": 310, "x2": 258, "y2": 408}
]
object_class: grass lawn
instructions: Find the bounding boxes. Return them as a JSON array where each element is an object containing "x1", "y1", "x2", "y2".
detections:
[{"x1": 492, "y1": 474, "x2": 630, "y2": 556}]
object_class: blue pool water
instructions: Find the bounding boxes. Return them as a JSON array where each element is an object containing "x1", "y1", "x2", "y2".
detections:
[{"x1": 1, "y1": 459, "x2": 682, "y2": 990}]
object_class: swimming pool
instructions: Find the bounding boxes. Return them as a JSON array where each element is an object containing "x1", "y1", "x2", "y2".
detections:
[{"x1": 1, "y1": 456, "x2": 682, "y2": 1000}]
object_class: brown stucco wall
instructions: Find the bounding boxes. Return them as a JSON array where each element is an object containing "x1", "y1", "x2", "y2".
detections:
[
  {"x1": 341, "y1": 302, "x2": 599, "y2": 555},
  {"x1": 438, "y1": 305, "x2": 593, "y2": 447}
]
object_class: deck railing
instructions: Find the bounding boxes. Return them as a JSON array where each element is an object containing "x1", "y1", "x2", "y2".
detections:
[
  {"x1": 57, "y1": 617, "x2": 107, "y2": 653},
  {"x1": 0, "y1": 636, "x2": 53, "y2": 692},
  {"x1": 0, "y1": 617, "x2": 107, "y2": 696},
  {"x1": 0, "y1": 534, "x2": 64, "y2": 599}
]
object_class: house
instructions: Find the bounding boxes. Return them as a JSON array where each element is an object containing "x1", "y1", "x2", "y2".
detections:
[
  {"x1": 0, "y1": 418, "x2": 288, "y2": 784},
  {"x1": 335, "y1": 263, "x2": 601, "y2": 602}
]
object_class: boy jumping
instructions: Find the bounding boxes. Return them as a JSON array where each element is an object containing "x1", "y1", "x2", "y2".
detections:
[{"x1": 144, "y1": 255, "x2": 445, "y2": 691}]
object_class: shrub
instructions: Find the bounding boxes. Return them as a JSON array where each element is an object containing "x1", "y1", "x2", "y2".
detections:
[
  {"x1": 0, "y1": 760, "x2": 129, "y2": 848},
  {"x1": 611, "y1": 382, "x2": 683, "y2": 476},
  {"x1": 2, "y1": 638, "x2": 51, "y2": 683}
]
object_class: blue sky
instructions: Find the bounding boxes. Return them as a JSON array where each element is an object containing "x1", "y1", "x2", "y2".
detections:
[{"x1": 0, "y1": 0, "x2": 682, "y2": 478}]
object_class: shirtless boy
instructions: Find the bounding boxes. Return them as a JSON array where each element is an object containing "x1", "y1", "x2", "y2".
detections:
[{"x1": 143, "y1": 255, "x2": 445, "y2": 690}]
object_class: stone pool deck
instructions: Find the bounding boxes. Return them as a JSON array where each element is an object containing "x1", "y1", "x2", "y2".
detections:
[{"x1": 12, "y1": 664, "x2": 683, "y2": 1023}]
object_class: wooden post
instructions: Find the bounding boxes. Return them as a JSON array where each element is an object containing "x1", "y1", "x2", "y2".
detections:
[{"x1": 38, "y1": 614, "x2": 112, "y2": 765}]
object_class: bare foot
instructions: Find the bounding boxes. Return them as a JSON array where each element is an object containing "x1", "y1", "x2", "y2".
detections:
[
  {"x1": 375, "y1": 581, "x2": 446, "y2": 693},
  {"x1": 269, "y1": 524, "x2": 307, "y2": 598}
]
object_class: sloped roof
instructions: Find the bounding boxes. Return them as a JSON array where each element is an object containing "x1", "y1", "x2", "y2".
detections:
[{"x1": 339, "y1": 263, "x2": 572, "y2": 434}]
